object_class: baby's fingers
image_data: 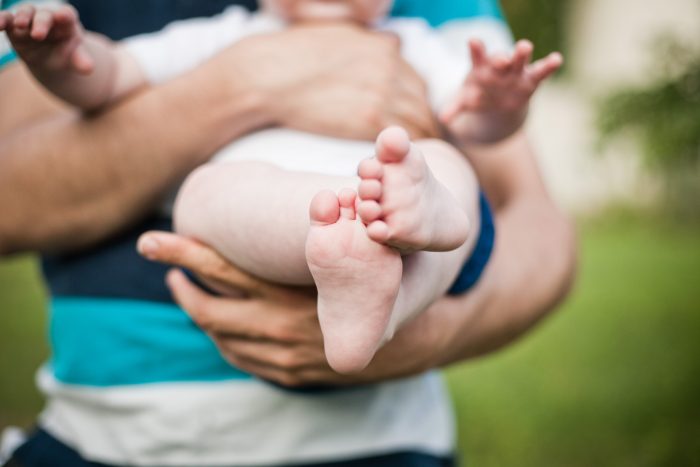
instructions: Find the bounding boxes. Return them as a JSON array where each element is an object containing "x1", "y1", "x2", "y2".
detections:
[
  {"x1": 70, "y1": 44, "x2": 94, "y2": 74},
  {"x1": 439, "y1": 99, "x2": 463, "y2": 124},
  {"x1": 11, "y1": 4, "x2": 34, "y2": 30},
  {"x1": 468, "y1": 38, "x2": 487, "y2": 69},
  {"x1": 48, "y1": 5, "x2": 79, "y2": 38},
  {"x1": 7, "y1": 5, "x2": 34, "y2": 40},
  {"x1": 511, "y1": 40, "x2": 533, "y2": 73},
  {"x1": 440, "y1": 87, "x2": 481, "y2": 123},
  {"x1": 0, "y1": 11, "x2": 12, "y2": 31},
  {"x1": 30, "y1": 9, "x2": 54, "y2": 41},
  {"x1": 490, "y1": 53, "x2": 513, "y2": 74},
  {"x1": 52, "y1": 5, "x2": 78, "y2": 26},
  {"x1": 528, "y1": 52, "x2": 563, "y2": 83}
]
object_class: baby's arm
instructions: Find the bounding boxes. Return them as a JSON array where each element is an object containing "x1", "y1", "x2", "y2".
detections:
[
  {"x1": 440, "y1": 39, "x2": 562, "y2": 146},
  {"x1": 0, "y1": 5, "x2": 145, "y2": 111}
]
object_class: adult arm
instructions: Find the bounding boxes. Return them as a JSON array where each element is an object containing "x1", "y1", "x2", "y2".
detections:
[
  {"x1": 138, "y1": 130, "x2": 576, "y2": 386},
  {"x1": 0, "y1": 57, "x2": 260, "y2": 255},
  {"x1": 0, "y1": 24, "x2": 436, "y2": 256},
  {"x1": 408, "y1": 131, "x2": 577, "y2": 366}
]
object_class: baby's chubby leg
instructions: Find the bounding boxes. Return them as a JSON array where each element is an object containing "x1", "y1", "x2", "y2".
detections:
[
  {"x1": 174, "y1": 129, "x2": 481, "y2": 374},
  {"x1": 176, "y1": 161, "x2": 405, "y2": 374},
  {"x1": 174, "y1": 161, "x2": 357, "y2": 285},
  {"x1": 310, "y1": 129, "x2": 481, "y2": 373}
]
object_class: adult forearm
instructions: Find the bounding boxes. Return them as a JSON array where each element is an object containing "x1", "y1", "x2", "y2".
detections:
[
  {"x1": 0, "y1": 60, "x2": 267, "y2": 255},
  {"x1": 428, "y1": 192, "x2": 576, "y2": 366},
  {"x1": 393, "y1": 130, "x2": 577, "y2": 369}
]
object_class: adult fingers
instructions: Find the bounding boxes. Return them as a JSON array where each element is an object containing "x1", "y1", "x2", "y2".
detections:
[
  {"x1": 167, "y1": 268, "x2": 276, "y2": 338},
  {"x1": 387, "y1": 95, "x2": 438, "y2": 139},
  {"x1": 216, "y1": 336, "x2": 327, "y2": 372},
  {"x1": 138, "y1": 231, "x2": 275, "y2": 298},
  {"x1": 167, "y1": 269, "x2": 318, "y2": 342},
  {"x1": 388, "y1": 61, "x2": 437, "y2": 138},
  {"x1": 224, "y1": 352, "x2": 352, "y2": 387}
]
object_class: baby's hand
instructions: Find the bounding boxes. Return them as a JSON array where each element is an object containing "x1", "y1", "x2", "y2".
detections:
[
  {"x1": 440, "y1": 39, "x2": 562, "y2": 145},
  {"x1": 0, "y1": 4, "x2": 93, "y2": 74}
]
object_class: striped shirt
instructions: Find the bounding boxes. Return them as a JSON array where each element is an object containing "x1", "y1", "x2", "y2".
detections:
[{"x1": 1, "y1": 1, "x2": 511, "y2": 465}]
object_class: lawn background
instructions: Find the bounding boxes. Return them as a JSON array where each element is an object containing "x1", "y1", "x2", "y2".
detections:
[{"x1": 1, "y1": 212, "x2": 699, "y2": 466}]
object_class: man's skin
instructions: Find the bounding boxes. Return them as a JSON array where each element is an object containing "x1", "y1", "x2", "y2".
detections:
[
  {"x1": 0, "y1": 23, "x2": 576, "y2": 386},
  {"x1": 0, "y1": 24, "x2": 436, "y2": 255}
]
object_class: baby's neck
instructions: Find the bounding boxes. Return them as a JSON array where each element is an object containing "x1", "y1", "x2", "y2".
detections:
[{"x1": 260, "y1": 8, "x2": 383, "y2": 29}]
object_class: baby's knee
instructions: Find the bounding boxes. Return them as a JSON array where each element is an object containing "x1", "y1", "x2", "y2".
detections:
[
  {"x1": 417, "y1": 138, "x2": 468, "y2": 163},
  {"x1": 417, "y1": 139, "x2": 477, "y2": 180}
]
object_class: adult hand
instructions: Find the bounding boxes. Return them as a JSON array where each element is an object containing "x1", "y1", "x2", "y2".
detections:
[
  {"x1": 138, "y1": 231, "x2": 447, "y2": 387},
  {"x1": 217, "y1": 22, "x2": 439, "y2": 141}
]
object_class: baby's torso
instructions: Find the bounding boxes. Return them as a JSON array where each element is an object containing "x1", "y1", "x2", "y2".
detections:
[{"x1": 213, "y1": 128, "x2": 374, "y2": 176}]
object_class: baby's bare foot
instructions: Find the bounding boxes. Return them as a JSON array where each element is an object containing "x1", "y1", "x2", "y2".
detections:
[
  {"x1": 306, "y1": 188, "x2": 402, "y2": 374},
  {"x1": 357, "y1": 126, "x2": 469, "y2": 252}
]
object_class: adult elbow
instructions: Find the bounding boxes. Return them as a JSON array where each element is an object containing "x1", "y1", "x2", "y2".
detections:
[{"x1": 547, "y1": 208, "x2": 579, "y2": 311}]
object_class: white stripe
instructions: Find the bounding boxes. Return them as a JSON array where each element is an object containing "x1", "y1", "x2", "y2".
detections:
[
  {"x1": 38, "y1": 368, "x2": 455, "y2": 466},
  {"x1": 438, "y1": 17, "x2": 515, "y2": 56},
  {"x1": 0, "y1": 33, "x2": 12, "y2": 62},
  {"x1": 0, "y1": 427, "x2": 26, "y2": 463}
]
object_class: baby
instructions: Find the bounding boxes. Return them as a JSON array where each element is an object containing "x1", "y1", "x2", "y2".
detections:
[{"x1": 0, "y1": 0, "x2": 561, "y2": 373}]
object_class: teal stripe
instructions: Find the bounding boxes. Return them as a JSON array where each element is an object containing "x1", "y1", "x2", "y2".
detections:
[
  {"x1": 49, "y1": 297, "x2": 251, "y2": 387},
  {"x1": 2, "y1": 0, "x2": 26, "y2": 10},
  {"x1": 391, "y1": 0, "x2": 505, "y2": 26},
  {"x1": 0, "y1": 50, "x2": 16, "y2": 70}
]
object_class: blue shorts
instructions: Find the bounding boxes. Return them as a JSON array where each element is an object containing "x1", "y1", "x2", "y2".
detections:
[{"x1": 5, "y1": 428, "x2": 456, "y2": 467}]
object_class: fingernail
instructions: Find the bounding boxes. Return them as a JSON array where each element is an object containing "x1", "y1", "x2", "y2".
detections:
[{"x1": 138, "y1": 237, "x2": 159, "y2": 257}]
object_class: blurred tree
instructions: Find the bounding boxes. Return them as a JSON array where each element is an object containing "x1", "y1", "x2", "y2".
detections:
[
  {"x1": 500, "y1": 0, "x2": 571, "y2": 58},
  {"x1": 598, "y1": 39, "x2": 700, "y2": 217}
]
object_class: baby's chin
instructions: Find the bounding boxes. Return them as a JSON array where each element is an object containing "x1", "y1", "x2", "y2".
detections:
[{"x1": 291, "y1": 2, "x2": 374, "y2": 24}]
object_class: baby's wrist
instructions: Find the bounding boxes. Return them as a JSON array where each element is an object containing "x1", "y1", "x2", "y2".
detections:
[{"x1": 467, "y1": 106, "x2": 528, "y2": 147}]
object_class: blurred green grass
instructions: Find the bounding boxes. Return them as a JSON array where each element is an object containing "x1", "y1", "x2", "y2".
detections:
[
  {"x1": 447, "y1": 214, "x2": 700, "y2": 466},
  {"x1": 1, "y1": 213, "x2": 699, "y2": 466},
  {"x1": 0, "y1": 256, "x2": 48, "y2": 429}
]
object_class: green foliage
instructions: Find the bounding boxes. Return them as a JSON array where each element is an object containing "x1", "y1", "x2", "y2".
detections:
[
  {"x1": 500, "y1": 0, "x2": 571, "y2": 59},
  {"x1": 597, "y1": 40, "x2": 700, "y2": 217},
  {"x1": 448, "y1": 214, "x2": 700, "y2": 467},
  {"x1": 598, "y1": 41, "x2": 700, "y2": 172}
]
